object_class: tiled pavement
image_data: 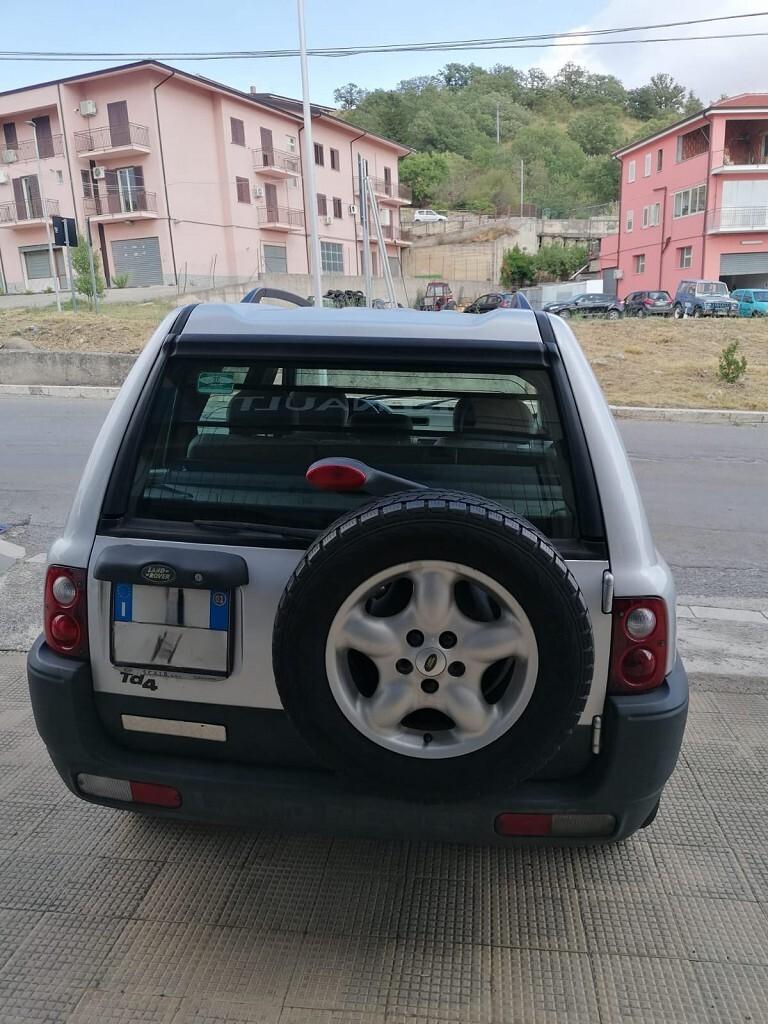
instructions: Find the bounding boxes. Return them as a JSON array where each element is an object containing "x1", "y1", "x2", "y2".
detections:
[{"x1": 0, "y1": 651, "x2": 767, "y2": 1023}]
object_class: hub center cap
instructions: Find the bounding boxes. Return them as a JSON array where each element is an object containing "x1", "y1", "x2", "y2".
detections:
[{"x1": 415, "y1": 648, "x2": 447, "y2": 677}]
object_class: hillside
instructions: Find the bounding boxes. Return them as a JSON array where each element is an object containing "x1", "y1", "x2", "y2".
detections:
[{"x1": 334, "y1": 64, "x2": 701, "y2": 215}]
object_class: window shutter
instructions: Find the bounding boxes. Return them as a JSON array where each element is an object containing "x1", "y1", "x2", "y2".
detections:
[{"x1": 231, "y1": 118, "x2": 245, "y2": 146}]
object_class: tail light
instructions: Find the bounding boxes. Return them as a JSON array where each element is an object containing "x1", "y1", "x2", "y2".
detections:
[
  {"x1": 609, "y1": 597, "x2": 667, "y2": 694},
  {"x1": 44, "y1": 565, "x2": 89, "y2": 658},
  {"x1": 643, "y1": 298, "x2": 655, "y2": 306},
  {"x1": 76, "y1": 774, "x2": 181, "y2": 808}
]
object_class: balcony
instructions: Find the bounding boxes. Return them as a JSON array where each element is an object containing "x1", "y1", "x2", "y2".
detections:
[
  {"x1": 354, "y1": 176, "x2": 412, "y2": 205},
  {"x1": 74, "y1": 123, "x2": 150, "y2": 158},
  {"x1": 256, "y1": 205, "x2": 304, "y2": 231},
  {"x1": 1, "y1": 135, "x2": 64, "y2": 164},
  {"x1": 711, "y1": 120, "x2": 768, "y2": 174},
  {"x1": 252, "y1": 148, "x2": 300, "y2": 179},
  {"x1": 707, "y1": 207, "x2": 768, "y2": 233},
  {"x1": 0, "y1": 197, "x2": 59, "y2": 227},
  {"x1": 84, "y1": 188, "x2": 158, "y2": 222}
]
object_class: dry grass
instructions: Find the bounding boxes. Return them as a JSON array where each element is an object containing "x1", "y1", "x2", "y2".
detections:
[{"x1": 1, "y1": 301, "x2": 766, "y2": 410}]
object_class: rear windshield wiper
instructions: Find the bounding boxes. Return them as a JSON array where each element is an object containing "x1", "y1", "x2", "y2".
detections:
[{"x1": 194, "y1": 519, "x2": 319, "y2": 540}]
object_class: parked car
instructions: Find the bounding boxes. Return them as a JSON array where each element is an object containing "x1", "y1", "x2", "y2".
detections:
[
  {"x1": 542, "y1": 293, "x2": 624, "y2": 320},
  {"x1": 730, "y1": 288, "x2": 768, "y2": 317},
  {"x1": 27, "y1": 297, "x2": 687, "y2": 846},
  {"x1": 412, "y1": 209, "x2": 447, "y2": 223},
  {"x1": 672, "y1": 280, "x2": 740, "y2": 318},
  {"x1": 623, "y1": 290, "x2": 674, "y2": 318},
  {"x1": 464, "y1": 291, "x2": 532, "y2": 313},
  {"x1": 418, "y1": 280, "x2": 456, "y2": 311}
]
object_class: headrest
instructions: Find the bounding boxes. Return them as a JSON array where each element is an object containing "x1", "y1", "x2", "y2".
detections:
[
  {"x1": 349, "y1": 408, "x2": 412, "y2": 432},
  {"x1": 453, "y1": 395, "x2": 535, "y2": 435}
]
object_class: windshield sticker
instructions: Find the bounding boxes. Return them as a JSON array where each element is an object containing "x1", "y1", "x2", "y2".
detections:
[{"x1": 197, "y1": 371, "x2": 235, "y2": 395}]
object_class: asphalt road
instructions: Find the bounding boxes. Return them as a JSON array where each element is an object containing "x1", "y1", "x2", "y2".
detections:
[{"x1": 0, "y1": 397, "x2": 766, "y2": 650}]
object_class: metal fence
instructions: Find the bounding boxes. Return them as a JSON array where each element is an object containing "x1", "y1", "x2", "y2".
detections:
[{"x1": 74, "y1": 123, "x2": 150, "y2": 153}]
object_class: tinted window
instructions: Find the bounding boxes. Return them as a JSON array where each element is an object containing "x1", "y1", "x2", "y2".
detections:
[
  {"x1": 754, "y1": 291, "x2": 768, "y2": 301},
  {"x1": 125, "y1": 361, "x2": 581, "y2": 541},
  {"x1": 649, "y1": 292, "x2": 670, "y2": 300},
  {"x1": 696, "y1": 282, "x2": 728, "y2": 296}
]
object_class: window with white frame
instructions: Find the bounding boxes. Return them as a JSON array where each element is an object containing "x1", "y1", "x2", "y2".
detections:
[
  {"x1": 286, "y1": 136, "x2": 296, "y2": 153},
  {"x1": 626, "y1": 209, "x2": 634, "y2": 232},
  {"x1": 634, "y1": 254, "x2": 646, "y2": 274},
  {"x1": 642, "y1": 203, "x2": 661, "y2": 228},
  {"x1": 627, "y1": 160, "x2": 636, "y2": 183},
  {"x1": 673, "y1": 184, "x2": 707, "y2": 218},
  {"x1": 321, "y1": 241, "x2": 344, "y2": 273},
  {"x1": 678, "y1": 246, "x2": 693, "y2": 269},
  {"x1": 643, "y1": 153, "x2": 652, "y2": 177}
]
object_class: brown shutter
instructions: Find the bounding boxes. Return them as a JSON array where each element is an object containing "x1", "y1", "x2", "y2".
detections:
[
  {"x1": 12, "y1": 177, "x2": 25, "y2": 219},
  {"x1": 314, "y1": 143, "x2": 324, "y2": 166},
  {"x1": 3, "y1": 123, "x2": 18, "y2": 149},
  {"x1": 26, "y1": 175, "x2": 41, "y2": 217},
  {"x1": 260, "y1": 127, "x2": 274, "y2": 164},
  {"x1": 230, "y1": 118, "x2": 245, "y2": 146},
  {"x1": 264, "y1": 183, "x2": 278, "y2": 220},
  {"x1": 133, "y1": 166, "x2": 145, "y2": 210},
  {"x1": 107, "y1": 101, "x2": 130, "y2": 148},
  {"x1": 81, "y1": 169, "x2": 93, "y2": 199},
  {"x1": 33, "y1": 116, "x2": 54, "y2": 159},
  {"x1": 317, "y1": 194, "x2": 327, "y2": 216},
  {"x1": 384, "y1": 166, "x2": 392, "y2": 195},
  {"x1": 236, "y1": 177, "x2": 251, "y2": 203},
  {"x1": 333, "y1": 197, "x2": 342, "y2": 218},
  {"x1": 105, "y1": 169, "x2": 120, "y2": 214},
  {"x1": 330, "y1": 148, "x2": 339, "y2": 171}
]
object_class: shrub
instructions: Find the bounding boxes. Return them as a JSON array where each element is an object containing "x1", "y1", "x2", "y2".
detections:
[
  {"x1": 717, "y1": 341, "x2": 747, "y2": 384},
  {"x1": 72, "y1": 235, "x2": 105, "y2": 305},
  {"x1": 112, "y1": 273, "x2": 129, "y2": 289},
  {"x1": 500, "y1": 245, "x2": 536, "y2": 288}
]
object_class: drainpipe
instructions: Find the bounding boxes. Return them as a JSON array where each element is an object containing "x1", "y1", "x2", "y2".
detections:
[
  {"x1": 57, "y1": 83, "x2": 80, "y2": 236},
  {"x1": 654, "y1": 185, "x2": 668, "y2": 291},
  {"x1": 348, "y1": 129, "x2": 367, "y2": 275},
  {"x1": 614, "y1": 155, "x2": 623, "y2": 297},
  {"x1": 153, "y1": 70, "x2": 178, "y2": 285},
  {"x1": 702, "y1": 116, "x2": 713, "y2": 279}
]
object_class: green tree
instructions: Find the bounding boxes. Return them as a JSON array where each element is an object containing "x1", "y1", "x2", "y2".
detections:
[
  {"x1": 72, "y1": 235, "x2": 105, "y2": 304},
  {"x1": 399, "y1": 152, "x2": 450, "y2": 206},
  {"x1": 333, "y1": 83, "x2": 366, "y2": 110},
  {"x1": 580, "y1": 156, "x2": 620, "y2": 204},
  {"x1": 439, "y1": 63, "x2": 483, "y2": 90},
  {"x1": 683, "y1": 90, "x2": 702, "y2": 115},
  {"x1": 648, "y1": 73, "x2": 687, "y2": 114},
  {"x1": 567, "y1": 108, "x2": 623, "y2": 156},
  {"x1": 500, "y1": 246, "x2": 536, "y2": 288},
  {"x1": 534, "y1": 243, "x2": 589, "y2": 280}
]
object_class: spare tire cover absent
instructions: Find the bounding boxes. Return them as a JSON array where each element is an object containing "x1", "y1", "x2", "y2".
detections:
[{"x1": 272, "y1": 490, "x2": 593, "y2": 798}]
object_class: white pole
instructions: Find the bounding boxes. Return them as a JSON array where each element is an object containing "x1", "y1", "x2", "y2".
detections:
[
  {"x1": 496, "y1": 103, "x2": 500, "y2": 146},
  {"x1": 358, "y1": 153, "x2": 373, "y2": 307},
  {"x1": 296, "y1": 0, "x2": 323, "y2": 306},
  {"x1": 520, "y1": 159, "x2": 524, "y2": 216},
  {"x1": 27, "y1": 120, "x2": 61, "y2": 312}
]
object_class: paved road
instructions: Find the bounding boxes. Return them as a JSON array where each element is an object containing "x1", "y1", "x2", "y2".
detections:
[{"x1": 1, "y1": 397, "x2": 767, "y2": 649}]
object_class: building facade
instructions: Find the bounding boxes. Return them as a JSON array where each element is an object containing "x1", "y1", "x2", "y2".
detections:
[
  {"x1": 0, "y1": 61, "x2": 410, "y2": 293},
  {"x1": 600, "y1": 94, "x2": 768, "y2": 297}
]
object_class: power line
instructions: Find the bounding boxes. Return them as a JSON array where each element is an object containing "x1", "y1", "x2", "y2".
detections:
[{"x1": 0, "y1": 11, "x2": 767, "y2": 60}]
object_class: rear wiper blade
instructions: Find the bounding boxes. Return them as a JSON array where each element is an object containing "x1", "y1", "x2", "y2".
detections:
[{"x1": 194, "y1": 519, "x2": 319, "y2": 540}]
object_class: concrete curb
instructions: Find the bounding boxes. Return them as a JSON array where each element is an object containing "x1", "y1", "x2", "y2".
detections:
[{"x1": 0, "y1": 383, "x2": 120, "y2": 399}]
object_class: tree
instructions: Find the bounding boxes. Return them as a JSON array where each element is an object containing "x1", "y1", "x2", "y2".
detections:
[
  {"x1": 399, "y1": 152, "x2": 449, "y2": 206},
  {"x1": 72, "y1": 235, "x2": 105, "y2": 304},
  {"x1": 580, "y1": 156, "x2": 620, "y2": 204},
  {"x1": 567, "y1": 108, "x2": 623, "y2": 156},
  {"x1": 648, "y1": 73, "x2": 686, "y2": 114},
  {"x1": 534, "y1": 243, "x2": 589, "y2": 281},
  {"x1": 333, "y1": 83, "x2": 366, "y2": 110},
  {"x1": 683, "y1": 90, "x2": 702, "y2": 115},
  {"x1": 439, "y1": 63, "x2": 483, "y2": 90},
  {"x1": 554, "y1": 62, "x2": 590, "y2": 103},
  {"x1": 500, "y1": 246, "x2": 536, "y2": 288}
]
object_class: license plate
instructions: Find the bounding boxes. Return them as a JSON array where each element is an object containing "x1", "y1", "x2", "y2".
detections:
[{"x1": 111, "y1": 582, "x2": 232, "y2": 677}]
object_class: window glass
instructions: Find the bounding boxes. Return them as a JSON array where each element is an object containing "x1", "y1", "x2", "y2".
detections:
[{"x1": 320, "y1": 241, "x2": 343, "y2": 273}]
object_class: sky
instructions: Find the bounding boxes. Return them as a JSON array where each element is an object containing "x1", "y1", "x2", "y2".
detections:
[{"x1": 1, "y1": 0, "x2": 767, "y2": 105}]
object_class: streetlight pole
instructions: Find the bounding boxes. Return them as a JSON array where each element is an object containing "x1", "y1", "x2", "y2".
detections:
[
  {"x1": 26, "y1": 120, "x2": 61, "y2": 312},
  {"x1": 296, "y1": 0, "x2": 323, "y2": 306},
  {"x1": 520, "y1": 160, "x2": 525, "y2": 217},
  {"x1": 496, "y1": 103, "x2": 500, "y2": 146}
]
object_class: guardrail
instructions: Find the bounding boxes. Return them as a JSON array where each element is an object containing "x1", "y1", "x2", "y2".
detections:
[
  {"x1": 707, "y1": 206, "x2": 768, "y2": 231},
  {"x1": 1, "y1": 135, "x2": 64, "y2": 163},
  {"x1": 354, "y1": 177, "x2": 412, "y2": 202},
  {"x1": 252, "y1": 148, "x2": 300, "y2": 174},
  {"x1": 256, "y1": 206, "x2": 305, "y2": 228},
  {"x1": 74, "y1": 123, "x2": 150, "y2": 153},
  {"x1": 0, "y1": 197, "x2": 59, "y2": 223},
  {"x1": 83, "y1": 188, "x2": 157, "y2": 217}
]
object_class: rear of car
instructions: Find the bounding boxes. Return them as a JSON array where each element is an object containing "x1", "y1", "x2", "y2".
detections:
[
  {"x1": 626, "y1": 291, "x2": 673, "y2": 317},
  {"x1": 27, "y1": 306, "x2": 687, "y2": 845}
]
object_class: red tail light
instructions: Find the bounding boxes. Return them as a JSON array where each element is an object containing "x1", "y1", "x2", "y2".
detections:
[
  {"x1": 609, "y1": 597, "x2": 667, "y2": 694},
  {"x1": 44, "y1": 565, "x2": 89, "y2": 658},
  {"x1": 306, "y1": 462, "x2": 367, "y2": 491},
  {"x1": 643, "y1": 298, "x2": 655, "y2": 306}
]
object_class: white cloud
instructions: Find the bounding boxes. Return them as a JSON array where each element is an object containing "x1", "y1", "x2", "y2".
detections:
[{"x1": 534, "y1": 0, "x2": 768, "y2": 101}]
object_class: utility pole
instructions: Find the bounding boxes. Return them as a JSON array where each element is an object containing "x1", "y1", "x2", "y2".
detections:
[
  {"x1": 296, "y1": 0, "x2": 323, "y2": 306},
  {"x1": 26, "y1": 119, "x2": 61, "y2": 312},
  {"x1": 496, "y1": 103, "x2": 500, "y2": 146},
  {"x1": 520, "y1": 160, "x2": 525, "y2": 217},
  {"x1": 358, "y1": 153, "x2": 373, "y2": 307}
]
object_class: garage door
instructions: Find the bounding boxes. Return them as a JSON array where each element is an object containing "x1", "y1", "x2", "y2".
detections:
[
  {"x1": 111, "y1": 236, "x2": 163, "y2": 287},
  {"x1": 720, "y1": 252, "x2": 768, "y2": 275}
]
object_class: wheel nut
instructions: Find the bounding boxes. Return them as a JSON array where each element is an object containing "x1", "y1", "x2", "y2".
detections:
[
  {"x1": 421, "y1": 678, "x2": 439, "y2": 694},
  {"x1": 406, "y1": 630, "x2": 424, "y2": 647},
  {"x1": 439, "y1": 631, "x2": 457, "y2": 649},
  {"x1": 396, "y1": 658, "x2": 413, "y2": 674},
  {"x1": 448, "y1": 661, "x2": 465, "y2": 677}
]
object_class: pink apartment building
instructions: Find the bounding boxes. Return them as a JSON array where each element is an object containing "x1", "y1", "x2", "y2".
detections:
[
  {"x1": 600, "y1": 93, "x2": 768, "y2": 296},
  {"x1": 0, "y1": 61, "x2": 411, "y2": 293}
]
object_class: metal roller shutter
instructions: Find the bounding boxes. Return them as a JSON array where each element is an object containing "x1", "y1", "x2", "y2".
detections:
[
  {"x1": 720, "y1": 252, "x2": 768, "y2": 275},
  {"x1": 111, "y1": 236, "x2": 163, "y2": 287}
]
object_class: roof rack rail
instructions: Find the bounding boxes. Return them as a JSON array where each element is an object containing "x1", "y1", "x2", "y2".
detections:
[{"x1": 241, "y1": 286, "x2": 311, "y2": 307}]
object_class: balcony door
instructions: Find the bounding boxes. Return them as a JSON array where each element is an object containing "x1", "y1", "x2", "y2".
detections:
[
  {"x1": 260, "y1": 127, "x2": 275, "y2": 167},
  {"x1": 107, "y1": 101, "x2": 130, "y2": 148},
  {"x1": 32, "y1": 115, "x2": 54, "y2": 159},
  {"x1": 264, "y1": 182, "x2": 279, "y2": 222},
  {"x1": 12, "y1": 174, "x2": 40, "y2": 219},
  {"x1": 105, "y1": 166, "x2": 144, "y2": 214}
]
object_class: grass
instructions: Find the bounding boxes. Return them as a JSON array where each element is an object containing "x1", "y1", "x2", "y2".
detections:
[{"x1": 1, "y1": 301, "x2": 767, "y2": 410}]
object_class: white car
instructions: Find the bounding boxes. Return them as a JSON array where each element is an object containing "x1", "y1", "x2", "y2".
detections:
[
  {"x1": 28, "y1": 299, "x2": 687, "y2": 844},
  {"x1": 412, "y1": 209, "x2": 447, "y2": 223}
]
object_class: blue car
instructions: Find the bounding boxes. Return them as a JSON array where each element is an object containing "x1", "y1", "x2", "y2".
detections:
[
  {"x1": 730, "y1": 288, "x2": 768, "y2": 317},
  {"x1": 672, "y1": 280, "x2": 739, "y2": 318}
]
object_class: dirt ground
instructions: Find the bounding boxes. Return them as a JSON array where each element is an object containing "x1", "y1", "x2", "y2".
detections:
[{"x1": 1, "y1": 302, "x2": 766, "y2": 410}]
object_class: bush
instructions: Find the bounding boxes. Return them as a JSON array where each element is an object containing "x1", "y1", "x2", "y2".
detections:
[
  {"x1": 717, "y1": 341, "x2": 747, "y2": 384},
  {"x1": 112, "y1": 273, "x2": 129, "y2": 289},
  {"x1": 500, "y1": 245, "x2": 536, "y2": 288},
  {"x1": 72, "y1": 235, "x2": 105, "y2": 305}
]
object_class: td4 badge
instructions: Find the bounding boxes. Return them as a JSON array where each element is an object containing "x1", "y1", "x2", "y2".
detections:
[{"x1": 119, "y1": 671, "x2": 158, "y2": 692}]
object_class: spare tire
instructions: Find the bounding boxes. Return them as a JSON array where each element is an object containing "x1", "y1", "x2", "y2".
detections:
[{"x1": 272, "y1": 491, "x2": 593, "y2": 798}]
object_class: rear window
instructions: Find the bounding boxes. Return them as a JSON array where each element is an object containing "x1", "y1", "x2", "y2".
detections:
[
  {"x1": 122, "y1": 360, "x2": 583, "y2": 541},
  {"x1": 648, "y1": 292, "x2": 670, "y2": 300},
  {"x1": 754, "y1": 291, "x2": 768, "y2": 301}
]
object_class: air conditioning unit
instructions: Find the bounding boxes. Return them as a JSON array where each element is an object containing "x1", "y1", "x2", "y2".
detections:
[
  {"x1": 92, "y1": 166, "x2": 106, "y2": 180},
  {"x1": 2, "y1": 149, "x2": 18, "y2": 164},
  {"x1": 0, "y1": 170, "x2": 9, "y2": 185},
  {"x1": 79, "y1": 99, "x2": 97, "y2": 117},
  {"x1": 348, "y1": 203, "x2": 358, "y2": 215},
  {"x1": 324, "y1": 215, "x2": 333, "y2": 226},
  {"x1": 253, "y1": 186, "x2": 264, "y2": 199},
  {"x1": 613, "y1": 269, "x2": 624, "y2": 280}
]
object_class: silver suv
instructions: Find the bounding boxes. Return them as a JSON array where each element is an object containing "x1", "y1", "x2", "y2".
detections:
[{"x1": 27, "y1": 303, "x2": 687, "y2": 844}]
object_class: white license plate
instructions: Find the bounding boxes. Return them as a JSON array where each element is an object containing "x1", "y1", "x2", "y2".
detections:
[{"x1": 111, "y1": 582, "x2": 232, "y2": 677}]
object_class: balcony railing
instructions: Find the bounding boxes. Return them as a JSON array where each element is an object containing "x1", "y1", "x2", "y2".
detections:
[
  {"x1": 1, "y1": 135, "x2": 64, "y2": 163},
  {"x1": 252, "y1": 148, "x2": 300, "y2": 175},
  {"x1": 354, "y1": 176, "x2": 412, "y2": 203},
  {"x1": 83, "y1": 188, "x2": 157, "y2": 218},
  {"x1": 707, "y1": 206, "x2": 768, "y2": 232},
  {"x1": 74, "y1": 123, "x2": 150, "y2": 154},
  {"x1": 0, "y1": 197, "x2": 59, "y2": 224},
  {"x1": 256, "y1": 205, "x2": 305, "y2": 229}
]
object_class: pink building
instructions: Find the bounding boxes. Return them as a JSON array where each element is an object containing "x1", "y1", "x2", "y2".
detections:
[
  {"x1": 0, "y1": 61, "x2": 411, "y2": 293},
  {"x1": 601, "y1": 94, "x2": 768, "y2": 297}
]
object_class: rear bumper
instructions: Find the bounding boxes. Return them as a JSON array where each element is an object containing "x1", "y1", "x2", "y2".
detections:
[{"x1": 27, "y1": 638, "x2": 688, "y2": 845}]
